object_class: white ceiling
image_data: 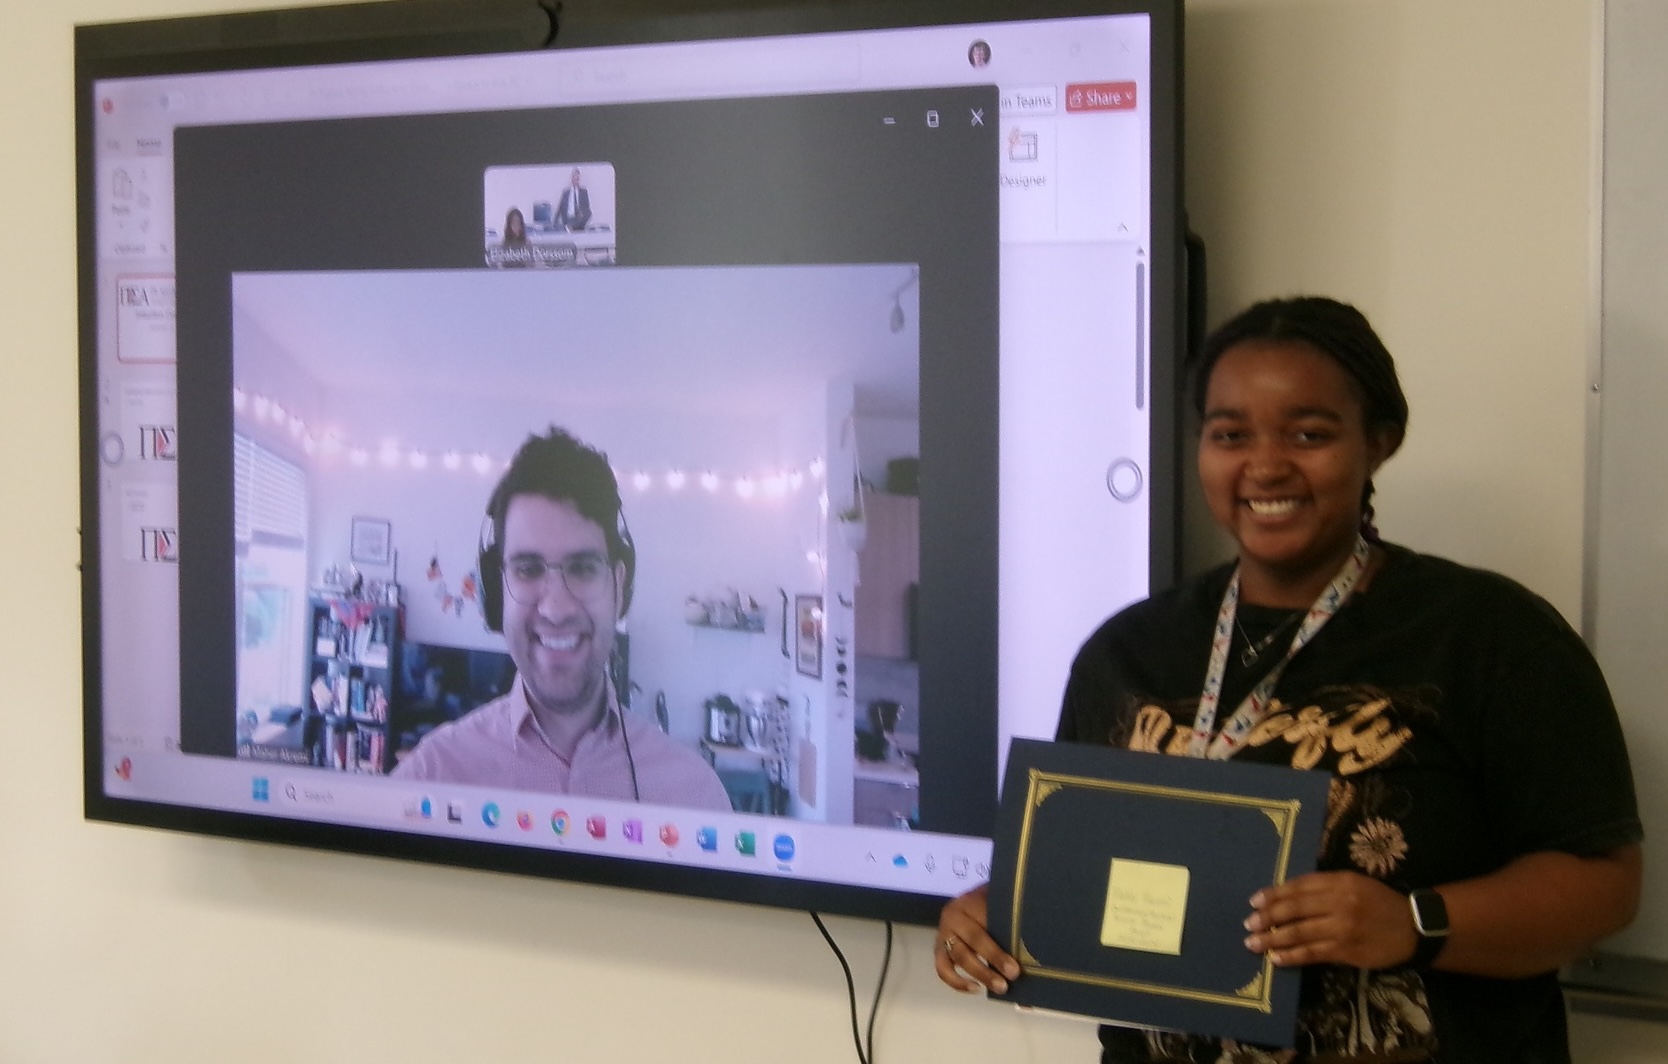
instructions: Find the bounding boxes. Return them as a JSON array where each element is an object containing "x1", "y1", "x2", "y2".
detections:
[{"x1": 231, "y1": 263, "x2": 921, "y2": 419}]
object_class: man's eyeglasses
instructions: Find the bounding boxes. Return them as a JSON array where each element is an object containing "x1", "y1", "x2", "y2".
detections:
[{"x1": 504, "y1": 551, "x2": 614, "y2": 603}]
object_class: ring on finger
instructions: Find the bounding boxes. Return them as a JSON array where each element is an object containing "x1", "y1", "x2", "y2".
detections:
[{"x1": 943, "y1": 935, "x2": 958, "y2": 956}]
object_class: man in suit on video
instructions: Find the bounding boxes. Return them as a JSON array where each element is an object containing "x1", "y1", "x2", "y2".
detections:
[{"x1": 553, "y1": 168, "x2": 592, "y2": 231}]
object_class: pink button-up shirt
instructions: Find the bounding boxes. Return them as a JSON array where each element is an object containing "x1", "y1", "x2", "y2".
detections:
[{"x1": 392, "y1": 679, "x2": 732, "y2": 811}]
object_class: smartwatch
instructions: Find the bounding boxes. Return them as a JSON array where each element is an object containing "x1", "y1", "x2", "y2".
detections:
[{"x1": 1408, "y1": 888, "x2": 1450, "y2": 967}]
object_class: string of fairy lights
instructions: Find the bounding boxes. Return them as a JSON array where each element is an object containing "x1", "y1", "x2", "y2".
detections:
[{"x1": 233, "y1": 386, "x2": 837, "y2": 515}]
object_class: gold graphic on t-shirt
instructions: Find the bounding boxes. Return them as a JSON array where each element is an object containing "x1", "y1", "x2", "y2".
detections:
[
  {"x1": 1348, "y1": 816, "x2": 1408, "y2": 876},
  {"x1": 1247, "y1": 704, "x2": 1332, "y2": 769},
  {"x1": 1246, "y1": 697, "x2": 1412, "y2": 775},
  {"x1": 1320, "y1": 778, "x2": 1357, "y2": 855},
  {"x1": 1127, "y1": 693, "x2": 1412, "y2": 776},
  {"x1": 1328, "y1": 697, "x2": 1413, "y2": 774}
]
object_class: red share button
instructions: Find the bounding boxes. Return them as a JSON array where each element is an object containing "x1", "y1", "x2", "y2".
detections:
[{"x1": 1064, "y1": 81, "x2": 1138, "y2": 113}]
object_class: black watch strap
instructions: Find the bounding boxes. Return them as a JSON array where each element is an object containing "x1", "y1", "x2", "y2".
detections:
[{"x1": 1408, "y1": 888, "x2": 1450, "y2": 968}]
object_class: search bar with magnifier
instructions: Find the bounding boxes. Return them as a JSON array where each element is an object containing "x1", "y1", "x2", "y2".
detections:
[{"x1": 278, "y1": 778, "x2": 397, "y2": 823}]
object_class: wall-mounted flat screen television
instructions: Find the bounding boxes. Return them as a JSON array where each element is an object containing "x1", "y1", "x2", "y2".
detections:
[{"x1": 79, "y1": 0, "x2": 1184, "y2": 923}]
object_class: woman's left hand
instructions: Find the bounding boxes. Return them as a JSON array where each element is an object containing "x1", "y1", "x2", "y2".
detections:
[{"x1": 1243, "y1": 871, "x2": 1417, "y2": 970}]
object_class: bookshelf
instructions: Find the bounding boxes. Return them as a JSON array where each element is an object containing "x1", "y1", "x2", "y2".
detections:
[{"x1": 305, "y1": 595, "x2": 403, "y2": 773}]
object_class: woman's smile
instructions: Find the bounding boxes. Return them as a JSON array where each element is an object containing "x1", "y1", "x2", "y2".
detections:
[
  {"x1": 1244, "y1": 497, "x2": 1302, "y2": 518},
  {"x1": 1199, "y1": 340, "x2": 1396, "y2": 606}
]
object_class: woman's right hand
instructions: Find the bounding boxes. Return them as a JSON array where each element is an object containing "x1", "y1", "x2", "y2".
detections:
[{"x1": 935, "y1": 884, "x2": 1022, "y2": 994}]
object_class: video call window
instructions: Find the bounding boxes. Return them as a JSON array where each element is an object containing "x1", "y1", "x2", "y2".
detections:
[
  {"x1": 230, "y1": 263, "x2": 920, "y2": 825},
  {"x1": 485, "y1": 163, "x2": 617, "y2": 267},
  {"x1": 168, "y1": 84, "x2": 1002, "y2": 844}
]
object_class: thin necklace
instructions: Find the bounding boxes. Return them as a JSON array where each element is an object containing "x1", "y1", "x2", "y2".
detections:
[
  {"x1": 1236, "y1": 611, "x2": 1300, "y2": 667},
  {"x1": 1190, "y1": 535, "x2": 1371, "y2": 760}
]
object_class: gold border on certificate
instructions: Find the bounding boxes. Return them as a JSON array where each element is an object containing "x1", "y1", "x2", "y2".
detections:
[{"x1": 1009, "y1": 768, "x2": 1306, "y2": 1014}]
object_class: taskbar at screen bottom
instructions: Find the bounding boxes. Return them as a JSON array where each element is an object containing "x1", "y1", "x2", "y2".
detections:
[{"x1": 98, "y1": 751, "x2": 993, "y2": 896}]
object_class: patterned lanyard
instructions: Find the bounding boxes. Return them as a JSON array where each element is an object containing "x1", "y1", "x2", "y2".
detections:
[{"x1": 1188, "y1": 535, "x2": 1372, "y2": 760}]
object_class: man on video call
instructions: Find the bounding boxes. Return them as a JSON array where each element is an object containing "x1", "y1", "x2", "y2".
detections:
[
  {"x1": 393, "y1": 426, "x2": 730, "y2": 810},
  {"x1": 553, "y1": 168, "x2": 592, "y2": 231}
]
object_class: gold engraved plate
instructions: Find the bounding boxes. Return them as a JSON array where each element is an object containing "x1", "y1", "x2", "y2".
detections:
[{"x1": 1101, "y1": 857, "x2": 1190, "y2": 955}]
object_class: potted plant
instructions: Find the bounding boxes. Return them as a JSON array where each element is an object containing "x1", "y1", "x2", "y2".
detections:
[
  {"x1": 836, "y1": 417, "x2": 867, "y2": 551},
  {"x1": 837, "y1": 501, "x2": 867, "y2": 552}
]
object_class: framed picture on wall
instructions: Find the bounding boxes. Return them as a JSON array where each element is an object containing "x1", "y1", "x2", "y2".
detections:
[
  {"x1": 350, "y1": 516, "x2": 392, "y2": 566},
  {"x1": 795, "y1": 594, "x2": 823, "y2": 679}
]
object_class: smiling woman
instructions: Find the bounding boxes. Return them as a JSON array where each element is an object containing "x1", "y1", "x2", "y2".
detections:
[
  {"x1": 1196, "y1": 340, "x2": 1398, "y2": 609},
  {"x1": 1191, "y1": 299, "x2": 1407, "y2": 610},
  {"x1": 936, "y1": 297, "x2": 1643, "y2": 1064}
]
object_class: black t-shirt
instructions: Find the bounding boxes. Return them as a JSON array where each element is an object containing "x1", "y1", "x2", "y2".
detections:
[{"x1": 1056, "y1": 544, "x2": 1642, "y2": 1064}]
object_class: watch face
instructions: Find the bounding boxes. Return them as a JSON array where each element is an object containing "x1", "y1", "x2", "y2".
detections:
[{"x1": 1411, "y1": 889, "x2": 1450, "y2": 937}]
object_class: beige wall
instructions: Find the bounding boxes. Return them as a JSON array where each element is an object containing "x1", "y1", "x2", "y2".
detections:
[
  {"x1": 1181, "y1": 0, "x2": 1596, "y2": 613},
  {"x1": 1, "y1": 0, "x2": 1660, "y2": 1060}
]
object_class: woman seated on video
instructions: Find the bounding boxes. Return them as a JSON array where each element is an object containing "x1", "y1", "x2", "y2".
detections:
[{"x1": 936, "y1": 296, "x2": 1642, "y2": 1063}]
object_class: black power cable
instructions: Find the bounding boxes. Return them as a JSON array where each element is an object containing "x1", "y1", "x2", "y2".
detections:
[{"x1": 810, "y1": 912, "x2": 894, "y2": 1064}]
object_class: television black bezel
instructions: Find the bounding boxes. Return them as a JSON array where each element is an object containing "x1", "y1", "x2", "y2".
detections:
[{"x1": 77, "y1": 0, "x2": 1184, "y2": 926}]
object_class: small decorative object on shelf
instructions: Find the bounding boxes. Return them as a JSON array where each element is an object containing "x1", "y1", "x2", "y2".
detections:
[
  {"x1": 683, "y1": 589, "x2": 767, "y2": 632},
  {"x1": 837, "y1": 504, "x2": 867, "y2": 552}
]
